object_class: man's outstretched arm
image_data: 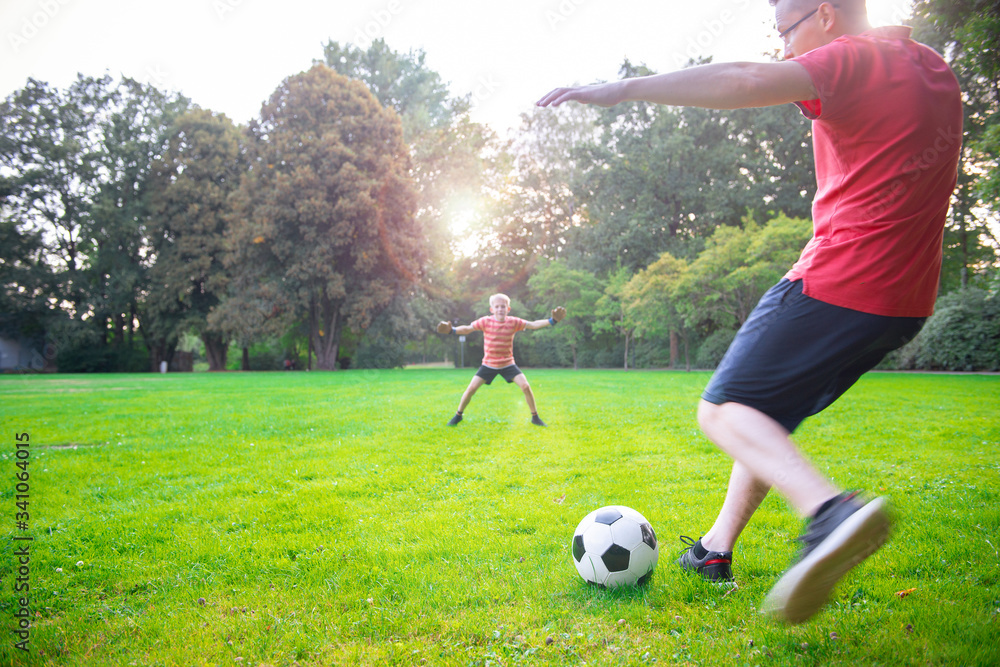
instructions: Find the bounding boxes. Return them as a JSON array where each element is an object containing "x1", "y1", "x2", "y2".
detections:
[{"x1": 537, "y1": 61, "x2": 816, "y2": 111}]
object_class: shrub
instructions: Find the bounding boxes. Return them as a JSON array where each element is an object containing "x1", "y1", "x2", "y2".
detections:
[
  {"x1": 695, "y1": 328, "x2": 737, "y2": 369},
  {"x1": 227, "y1": 340, "x2": 285, "y2": 370},
  {"x1": 353, "y1": 335, "x2": 405, "y2": 369},
  {"x1": 897, "y1": 288, "x2": 1000, "y2": 371},
  {"x1": 50, "y1": 321, "x2": 150, "y2": 373}
]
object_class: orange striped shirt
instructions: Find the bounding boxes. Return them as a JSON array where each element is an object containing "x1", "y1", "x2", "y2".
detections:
[{"x1": 472, "y1": 316, "x2": 526, "y2": 368}]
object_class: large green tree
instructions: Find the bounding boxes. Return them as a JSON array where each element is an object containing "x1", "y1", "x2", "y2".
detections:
[
  {"x1": 0, "y1": 75, "x2": 187, "y2": 370},
  {"x1": 672, "y1": 213, "x2": 812, "y2": 333},
  {"x1": 146, "y1": 108, "x2": 245, "y2": 370},
  {"x1": 593, "y1": 264, "x2": 638, "y2": 369},
  {"x1": 91, "y1": 78, "x2": 188, "y2": 363},
  {"x1": 526, "y1": 260, "x2": 603, "y2": 369},
  {"x1": 570, "y1": 61, "x2": 816, "y2": 276},
  {"x1": 623, "y1": 253, "x2": 692, "y2": 369},
  {"x1": 227, "y1": 65, "x2": 422, "y2": 370},
  {"x1": 458, "y1": 105, "x2": 599, "y2": 299},
  {"x1": 324, "y1": 39, "x2": 490, "y2": 308},
  {"x1": 912, "y1": 0, "x2": 1000, "y2": 289},
  {"x1": 0, "y1": 77, "x2": 107, "y2": 322}
]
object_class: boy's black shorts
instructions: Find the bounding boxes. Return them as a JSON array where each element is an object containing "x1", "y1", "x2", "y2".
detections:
[
  {"x1": 475, "y1": 364, "x2": 523, "y2": 385},
  {"x1": 702, "y1": 279, "x2": 925, "y2": 433}
]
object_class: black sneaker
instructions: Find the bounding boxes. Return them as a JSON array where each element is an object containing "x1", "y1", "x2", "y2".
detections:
[
  {"x1": 531, "y1": 415, "x2": 547, "y2": 427},
  {"x1": 762, "y1": 492, "x2": 891, "y2": 624},
  {"x1": 677, "y1": 535, "x2": 734, "y2": 583},
  {"x1": 447, "y1": 413, "x2": 462, "y2": 426}
]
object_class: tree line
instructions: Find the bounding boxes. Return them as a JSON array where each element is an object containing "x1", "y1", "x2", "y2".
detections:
[{"x1": 2, "y1": 1, "x2": 997, "y2": 373}]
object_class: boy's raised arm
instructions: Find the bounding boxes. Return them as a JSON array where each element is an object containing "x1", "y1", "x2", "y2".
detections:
[
  {"x1": 524, "y1": 306, "x2": 567, "y2": 331},
  {"x1": 437, "y1": 321, "x2": 475, "y2": 335}
]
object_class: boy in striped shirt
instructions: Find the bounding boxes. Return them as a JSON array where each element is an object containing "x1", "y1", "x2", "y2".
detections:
[{"x1": 438, "y1": 293, "x2": 566, "y2": 426}]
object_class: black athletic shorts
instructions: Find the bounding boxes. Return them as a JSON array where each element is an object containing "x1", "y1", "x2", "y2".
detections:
[
  {"x1": 702, "y1": 279, "x2": 925, "y2": 433},
  {"x1": 475, "y1": 364, "x2": 523, "y2": 385}
]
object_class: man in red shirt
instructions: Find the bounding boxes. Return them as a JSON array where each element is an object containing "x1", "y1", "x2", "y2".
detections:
[
  {"x1": 538, "y1": 0, "x2": 962, "y2": 623},
  {"x1": 439, "y1": 294, "x2": 566, "y2": 426}
]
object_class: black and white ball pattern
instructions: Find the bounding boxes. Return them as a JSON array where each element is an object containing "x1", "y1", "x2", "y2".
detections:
[{"x1": 572, "y1": 505, "x2": 659, "y2": 587}]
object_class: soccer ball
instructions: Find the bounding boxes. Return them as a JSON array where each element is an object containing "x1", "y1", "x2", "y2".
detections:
[{"x1": 572, "y1": 505, "x2": 659, "y2": 587}]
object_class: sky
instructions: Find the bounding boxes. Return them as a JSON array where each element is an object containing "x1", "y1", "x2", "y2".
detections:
[{"x1": 2, "y1": 0, "x2": 916, "y2": 136}]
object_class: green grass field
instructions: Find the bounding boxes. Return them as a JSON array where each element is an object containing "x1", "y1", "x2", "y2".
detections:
[{"x1": 1, "y1": 369, "x2": 998, "y2": 666}]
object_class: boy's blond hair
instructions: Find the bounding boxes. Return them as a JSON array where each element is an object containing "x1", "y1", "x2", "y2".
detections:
[{"x1": 489, "y1": 293, "x2": 511, "y2": 307}]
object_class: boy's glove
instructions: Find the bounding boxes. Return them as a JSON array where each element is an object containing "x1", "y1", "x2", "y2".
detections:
[
  {"x1": 551, "y1": 307, "x2": 566, "y2": 322},
  {"x1": 436, "y1": 321, "x2": 453, "y2": 334}
]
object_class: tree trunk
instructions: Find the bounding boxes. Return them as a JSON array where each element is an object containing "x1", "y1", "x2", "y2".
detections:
[
  {"x1": 241, "y1": 346, "x2": 250, "y2": 370},
  {"x1": 148, "y1": 342, "x2": 176, "y2": 373},
  {"x1": 314, "y1": 331, "x2": 340, "y2": 369},
  {"x1": 203, "y1": 333, "x2": 229, "y2": 371},
  {"x1": 623, "y1": 332, "x2": 630, "y2": 370},
  {"x1": 112, "y1": 311, "x2": 126, "y2": 349},
  {"x1": 670, "y1": 331, "x2": 679, "y2": 368},
  {"x1": 307, "y1": 297, "x2": 315, "y2": 371},
  {"x1": 128, "y1": 303, "x2": 137, "y2": 347},
  {"x1": 312, "y1": 297, "x2": 341, "y2": 370}
]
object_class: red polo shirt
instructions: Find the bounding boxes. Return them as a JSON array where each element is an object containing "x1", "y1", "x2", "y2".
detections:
[{"x1": 785, "y1": 26, "x2": 963, "y2": 317}]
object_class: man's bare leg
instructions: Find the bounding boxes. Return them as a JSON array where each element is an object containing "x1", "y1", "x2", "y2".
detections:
[
  {"x1": 697, "y1": 400, "x2": 838, "y2": 518},
  {"x1": 695, "y1": 399, "x2": 891, "y2": 624},
  {"x1": 700, "y1": 461, "x2": 770, "y2": 553}
]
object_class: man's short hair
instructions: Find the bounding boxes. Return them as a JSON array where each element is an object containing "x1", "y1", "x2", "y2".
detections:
[{"x1": 769, "y1": 0, "x2": 867, "y2": 12}]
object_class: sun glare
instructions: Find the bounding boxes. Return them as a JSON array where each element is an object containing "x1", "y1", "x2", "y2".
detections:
[
  {"x1": 449, "y1": 207, "x2": 482, "y2": 258},
  {"x1": 867, "y1": 0, "x2": 914, "y2": 27}
]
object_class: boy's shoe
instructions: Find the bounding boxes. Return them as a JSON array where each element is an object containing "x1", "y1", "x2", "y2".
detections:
[
  {"x1": 446, "y1": 413, "x2": 462, "y2": 426},
  {"x1": 762, "y1": 492, "x2": 891, "y2": 624},
  {"x1": 531, "y1": 415, "x2": 547, "y2": 427},
  {"x1": 677, "y1": 535, "x2": 734, "y2": 583}
]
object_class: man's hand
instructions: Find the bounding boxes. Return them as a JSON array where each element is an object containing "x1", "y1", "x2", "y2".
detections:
[
  {"x1": 551, "y1": 307, "x2": 566, "y2": 322},
  {"x1": 436, "y1": 321, "x2": 452, "y2": 334},
  {"x1": 537, "y1": 81, "x2": 625, "y2": 108}
]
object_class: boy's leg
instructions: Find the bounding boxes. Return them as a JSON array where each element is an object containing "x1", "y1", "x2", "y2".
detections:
[
  {"x1": 458, "y1": 376, "x2": 486, "y2": 413},
  {"x1": 512, "y1": 374, "x2": 546, "y2": 425},
  {"x1": 448, "y1": 375, "x2": 486, "y2": 425},
  {"x1": 512, "y1": 374, "x2": 537, "y2": 413}
]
